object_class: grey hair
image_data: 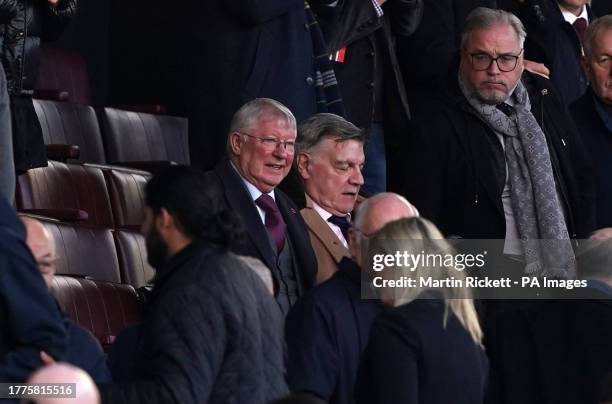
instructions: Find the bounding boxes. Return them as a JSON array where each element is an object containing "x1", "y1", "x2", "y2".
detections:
[
  {"x1": 295, "y1": 113, "x2": 365, "y2": 156},
  {"x1": 461, "y1": 7, "x2": 527, "y2": 50},
  {"x1": 227, "y1": 98, "x2": 297, "y2": 151},
  {"x1": 584, "y1": 15, "x2": 612, "y2": 58}
]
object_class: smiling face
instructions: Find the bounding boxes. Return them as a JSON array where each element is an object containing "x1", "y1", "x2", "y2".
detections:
[
  {"x1": 584, "y1": 28, "x2": 612, "y2": 106},
  {"x1": 460, "y1": 23, "x2": 524, "y2": 105},
  {"x1": 230, "y1": 113, "x2": 296, "y2": 193},
  {"x1": 298, "y1": 137, "x2": 364, "y2": 216}
]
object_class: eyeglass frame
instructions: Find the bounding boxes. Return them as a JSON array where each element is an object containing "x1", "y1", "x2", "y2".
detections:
[
  {"x1": 467, "y1": 49, "x2": 524, "y2": 72},
  {"x1": 237, "y1": 131, "x2": 296, "y2": 151}
]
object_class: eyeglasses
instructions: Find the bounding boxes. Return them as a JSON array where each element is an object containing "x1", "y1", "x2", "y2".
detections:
[
  {"x1": 238, "y1": 132, "x2": 295, "y2": 152},
  {"x1": 469, "y1": 49, "x2": 524, "y2": 72}
]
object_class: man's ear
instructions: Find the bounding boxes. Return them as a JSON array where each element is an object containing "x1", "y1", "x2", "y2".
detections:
[
  {"x1": 229, "y1": 132, "x2": 243, "y2": 156},
  {"x1": 296, "y1": 152, "x2": 312, "y2": 180},
  {"x1": 156, "y1": 208, "x2": 174, "y2": 231}
]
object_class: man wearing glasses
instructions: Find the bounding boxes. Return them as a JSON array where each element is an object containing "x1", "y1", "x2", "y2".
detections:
[
  {"x1": 402, "y1": 7, "x2": 594, "y2": 280},
  {"x1": 203, "y1": 98, "x2": 317, "y2": 315},
  {"x1": 571, "y1": 15, "x2": 612, "y2": 240}
]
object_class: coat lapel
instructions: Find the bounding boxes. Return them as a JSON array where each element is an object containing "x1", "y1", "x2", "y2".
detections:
[
  {"x1": 215, "y1": 160, "x2": 277, "y2": 270},
  {"x1": 301, "y1": 195, "x2": 350, "y2": 263}
]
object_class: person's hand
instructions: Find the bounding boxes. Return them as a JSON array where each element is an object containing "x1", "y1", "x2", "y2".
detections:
[
  {"x1": 591, "y1": 228, "x2": 612, "y2": 240},
  {"x1": 524, "y1": 60, "x2": 550, "y2": 78}
]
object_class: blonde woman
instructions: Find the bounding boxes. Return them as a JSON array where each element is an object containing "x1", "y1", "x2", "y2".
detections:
[{"x1": 355, "y1": 217, "x2": 487, "y2": 404}]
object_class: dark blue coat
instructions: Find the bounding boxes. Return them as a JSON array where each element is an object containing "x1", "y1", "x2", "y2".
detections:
[
  {"x1": 63, "y1": 314, "x2": 111, "y2": 383},
  {"x1": 570, "y1": 89, "x2": 612, "y2": 228},
  {"x1": 355, "y1": 299, "x2": 488, "y2": 404},
  {"x1": 515, "y1": 0, "x2": 593, "y2": 106},
  {"x1": 285, "y1": 258, "x2": 381, "y2": 404},
  {"x1": 0, "y1": 196, "x2": 67, "y2": 382}
]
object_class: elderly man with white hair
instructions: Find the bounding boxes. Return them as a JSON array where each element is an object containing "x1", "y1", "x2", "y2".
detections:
[{"x1": 285, "y1": 192, "x2": 419, "y2": 404}]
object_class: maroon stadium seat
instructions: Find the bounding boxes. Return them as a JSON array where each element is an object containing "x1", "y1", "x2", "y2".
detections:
[
  {"x1": 33, "y1": 98, "x2": 106, "y2": 163},
  {"x1": 34, "y1": 47, "x2": 91, "y2": 104},
  {"x1": 35, "y1": 47, "x2": 91, "y2": 105},
  {"x1": 102, "y1": 166, "x2": 150, "y2": 228},
  {"x1": 113, "y1": 229, "x2": 154, "y2": 288},
  {"x1": 50, "y1": 276, "x2": 139, "y2": 347},
  {"x1": 99, "y1": 107, "x2": 189, "y2": 165},
  {"x1": 16, "y1": 161, "x2": 114, "y2": 228}
]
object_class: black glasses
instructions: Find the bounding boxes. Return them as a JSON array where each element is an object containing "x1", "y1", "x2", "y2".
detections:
[
  {"x1": 469, "y1": 49, "x2": 524, "y2": 72},
  {"x1": 238, "y1": 132, "x2": 295, "y2": 152}
]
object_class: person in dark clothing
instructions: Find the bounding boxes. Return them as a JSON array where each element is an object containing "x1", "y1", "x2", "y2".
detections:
[
  {"x1": 512, "y1": 0, "x2": 594, "y2": 106},
  {"x1": 22, "y1": 216, "x2": 111, "y2": 383},
  {"x1": 286, "y1": 192, "x2": 419, "y2": 404},
  {"x1": 202, "y1": 98, "x2": 318, "y2": 315},
  {"x1": 570, "y1": 15, "x2": 612, "y2": 233},
  {"x1": 0, "y1": 0, "x2": 77, "y2": 174},
  {"x1": 311, "y1": 0, "x2": 422, "y2": 195},
  {"x1": 355, "y1": 218, "x2": 487, "y2": 404},
  {"x1": 485, "y1": 239, "x2": 612, "y2": 404},
  {"x1": 99, "y1": 166, "x2": 287, "y2": 404},
  {"x1": 402, "y1": 8, "x2": 595, "y2": 279},
  {"x1": 0, "y1": 196, "x2": 67, "y2": 383},
  {"x1": 182, "y1": 0, "x2": 345, "y2": 171}
]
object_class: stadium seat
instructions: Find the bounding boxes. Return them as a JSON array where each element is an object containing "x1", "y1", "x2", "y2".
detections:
[
  {"x1": 99, "y1": 107, "x2": 189, "y2": 165},
  {"x1": 16, "y1": 161, "x2": 114, "y2": 228},
  {"x1": 35, "y1": 47, "x2": 91, "y2": 105},
  {"x1": 50, "y1": 276, "x2": 139, "y2": 347},
  {"x1": 33, "y1": 98, "x2": 106, "y2": 163},
  {"x1": 113, "y1": 229, "x2": 154, "y2": 288}
]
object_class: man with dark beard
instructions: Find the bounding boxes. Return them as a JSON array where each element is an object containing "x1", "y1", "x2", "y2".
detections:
[{"x1": 100, "y1": 166, "x2": 288, "y2": 404}]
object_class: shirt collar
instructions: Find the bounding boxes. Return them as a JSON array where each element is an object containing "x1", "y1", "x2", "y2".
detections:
[
  {"x1": 560, "y1": 4, "x2": 588, "y2": 25},
  {"x1": 311, "y1": 200, "x2": 351, "y2": 221},
  {"x1": 230, "y1": 161, "x2": 276, "y2": 203}
]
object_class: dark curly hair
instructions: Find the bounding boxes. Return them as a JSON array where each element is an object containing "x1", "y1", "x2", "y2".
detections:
[{"x1": 144, "y1": 166, "x2": 244, "y2": 248}]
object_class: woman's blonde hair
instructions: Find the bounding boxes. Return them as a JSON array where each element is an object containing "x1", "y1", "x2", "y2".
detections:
[{"x1": 365, "y1": 217, "x2": 483, "y2": 344}]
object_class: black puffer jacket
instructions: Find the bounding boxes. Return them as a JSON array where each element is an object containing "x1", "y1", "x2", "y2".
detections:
[{"x1": 0, "y1": 0, "x2": 76, "y2": 95}]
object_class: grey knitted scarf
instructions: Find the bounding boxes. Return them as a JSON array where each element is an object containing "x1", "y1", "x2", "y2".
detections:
[{"x1": 459, "y1": 77, "x2": 576, "y2": 278}]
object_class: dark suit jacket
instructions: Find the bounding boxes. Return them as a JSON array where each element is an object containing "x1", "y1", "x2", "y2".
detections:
[
  {"x1": 355, "y1": 298, "x2": 488, "y2": 404},
  {"x1": 184, "y1": 0, "x2": 326, "y2": 171},
  {"x1": 570, "y1": 89, "x2": 612, "y2": 229},
  {"x1": 204, "y1": 159, "x2": 317, "y2": 295},
  {"x1": 514, "y1": 0, "x2": 593, "y2": 106},
  {"x1": 286, "y1": 258, "x2": 381, "y2": 404},
  {"x1": 402, "y1": 73, "x2": 595, "y2": 241},
  {"x1": 486, "y1": 285, "x2": 612, "y2": 404}
]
